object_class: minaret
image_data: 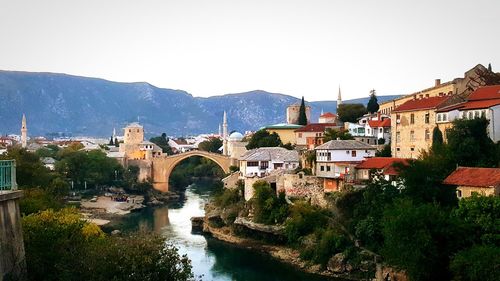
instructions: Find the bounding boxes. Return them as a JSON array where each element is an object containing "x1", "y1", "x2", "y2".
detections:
[
  {"x1": 337, "y1": 85, "x2": 342, "y2": 110},
  {"x1": 218, "y1": 123, "x2": 222, "y2": 137},
  {"x1": 112, "y1": 127, "x2": 116, "y2": 139},
  {"x1": 222, "y1": 111, "x2": 228, "y2": 156},
  {"x1": 21, "y1": 114, "x2": 27, "y2": 148}
]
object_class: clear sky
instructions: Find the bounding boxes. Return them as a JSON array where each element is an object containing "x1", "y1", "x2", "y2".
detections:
[{"x1": 0, "y1": 0, "x2": 499, "y2": 101}]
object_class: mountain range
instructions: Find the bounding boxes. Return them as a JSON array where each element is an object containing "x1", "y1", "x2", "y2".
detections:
[{"x1": 0, "y1": 70, "x2": 399, "y2": 137}]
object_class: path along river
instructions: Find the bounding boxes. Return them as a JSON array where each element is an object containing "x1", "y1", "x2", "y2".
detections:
[{"x1": 105, "y1": 182, "x2": 338, "y2": 281}]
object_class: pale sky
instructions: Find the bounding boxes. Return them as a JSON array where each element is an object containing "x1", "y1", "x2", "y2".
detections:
[{"x1": 0, "y1": 0, "x2": 499, "y2": 101}]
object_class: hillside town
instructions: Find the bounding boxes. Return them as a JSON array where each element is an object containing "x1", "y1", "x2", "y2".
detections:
[{"x1": 1, "y1": 63, "x2": 499, "y2": 281}]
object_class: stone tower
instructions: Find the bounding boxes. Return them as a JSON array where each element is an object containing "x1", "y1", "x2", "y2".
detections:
[
  {"x1": 222, "y1": 111, "x2": 228, "y2": 155},
  {"x1": 286, "y1": 103, "x2": 311, "y2": 125},
  {"x1": 21, "y1": 114, "x2": 27, "y2": 148},
  {"x1": 123, "y1": 123, "x2": 144, "y2": 145},
  {"x1": 337, "y1": 86, "x2": 342, "y2": 111}
]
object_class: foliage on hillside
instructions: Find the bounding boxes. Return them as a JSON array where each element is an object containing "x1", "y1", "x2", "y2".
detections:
[{"x1": 245, "y1": 130, "x2": 283, "y2": 150}]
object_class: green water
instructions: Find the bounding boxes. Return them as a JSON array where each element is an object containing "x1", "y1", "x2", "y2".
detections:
[{"x1": 107, "y1": 182, "x2": 337, "y2": 281}]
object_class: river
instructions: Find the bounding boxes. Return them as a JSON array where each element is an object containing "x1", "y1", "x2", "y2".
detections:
[{"x1": 106, "y1": 181, "x2": 336, "y2": 281}]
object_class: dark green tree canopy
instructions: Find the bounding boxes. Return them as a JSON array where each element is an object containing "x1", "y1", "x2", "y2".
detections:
[
  {"x1": 323, "y1": 128, "x2": 354, "y2": 142},
  {"x1": 298, "y1": 96, "x2": 308, "y2": 125},
  {"x1": 245, "y1": 130, "x2": 282, "y2": 150},
  {"x1": 198, "y1": 138, "x2": 223, "y2": 153},
  {"x1": 337, "y1": 103, "x2": 367, "y2": 123},
  {"x1": 150, "y1": 133, "x2": 172, "y2": 154},
  {"x1": 366, "y1": 89, "x2": 380, "y2": 114}
]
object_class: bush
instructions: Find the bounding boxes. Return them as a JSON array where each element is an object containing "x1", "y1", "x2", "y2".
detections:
[
  {"x1": 450, "y1": 244, "x2": 500, "y2": 281},
  {"x1": 214, "y1": 188, "x2": 242, "y2": 208},
  {"x1": 285, "y1": 202, "x2": 329, "y2": 244},
  {"x1": 252, "y1": 180, "x2": 289, "y2": 225},
  {"x1": 312, "y1": 229, "x2": 351, "y2": 266}
]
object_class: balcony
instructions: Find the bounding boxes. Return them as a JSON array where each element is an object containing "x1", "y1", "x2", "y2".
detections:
[{"x1": 0, "y1": 160, "x2": 17, "y2": 191}]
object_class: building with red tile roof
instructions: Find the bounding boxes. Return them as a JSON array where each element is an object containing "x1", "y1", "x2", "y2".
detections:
[
  {"x1": 443, "y1": 167, "x2": 500, "y2": 198},
  {"x1": 294, "y1": 123, "x2": 340, "y2": 150},
  {"x1": 393, "y1": 96, "x2": 450, "y2": 113},
  {"x1": 319, "y1": 112, "x2": 337, "y2": 124},
  {"x1": 354, "y1": 157, "x2": 409, "y2": 184}
]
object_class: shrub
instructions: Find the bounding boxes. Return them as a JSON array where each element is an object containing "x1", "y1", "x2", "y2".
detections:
[
  {"x1": 252, "y1": 181, "x2": 289, "y2": 224},
  {"x1": 285, "y1": 202, "x2": 329, "y2": 244}
]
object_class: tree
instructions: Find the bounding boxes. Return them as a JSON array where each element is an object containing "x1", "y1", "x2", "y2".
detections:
[
  {"x1": 150, "y1": 133, "x2": 172, "y2": 154},
  {"x1": 432, "y1": 126, "x2": 444, "y2": 150},
  {"x1": 366, "y1": 89, "x2": 380, "y2": 114},
  {"x1": 245, "y1": 130, "x2": 282, "y2": 150},
  {"x1": 298, "y1": 96, "x2": 308, "y2": 125},
  {"x1": 450, "y1": 245, "x2": 500, "y2": 281},
  {"x1": 375, "y1": 143, "x2": 391, "y2": 157},
  {"x1": 198, "y1": 138, "x2": 223, "y2": 153},
  {"x1": 0, "y1": 147, "x2": 53, "y2": 188},
  {"x1": 382, "y1": 199, "x2": 466, "y2": 281},
  {"x1": 114, "y1": 137, "x2": 119, "y2": 147},
  {"x1": 337, "y1": 104, "x2": 367, "y2": 123},
  {"x1": 323, "y1": 128, "x2": 354, "y2": 141},
  {"x1": 108, "y1": 136, "x2": 114, "y2": 146},
  {"x1": 446, "y1": 117, "x2": 498, "y2": 167},
  {"x1": 251, "y1": 180, "x2": 288, "y2": 225}
]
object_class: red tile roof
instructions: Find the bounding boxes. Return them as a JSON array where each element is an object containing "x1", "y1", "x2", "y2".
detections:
[
  {"x1": 468, "y1": 85, "x2": 500, "y2": 101},
  {"x1": 443, "y1": 167, "x2": 500, "y2": 187},
  {"x1": 368, "y1": 118, "x2": 391, "y2": 128},
  {"x1": 295, "y1": 123, "x2": 338, "y2": 132},
  {"x1": 394, "y1": 96, "x2": 449, "y2": 112},
  {"x1": 320, "y1": 112, "x2": 337, "y2": 118},
  {"x1": 356, "y1": 157, "x2": 409, "y2": 175},
  {"x1": 460, "y1": 99, "x2": 500, "y2": 110}
]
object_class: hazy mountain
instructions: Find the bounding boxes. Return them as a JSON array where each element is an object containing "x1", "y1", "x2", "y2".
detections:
[{"x1": 0, "y1": 70, "x2": 399, "y2": 137}]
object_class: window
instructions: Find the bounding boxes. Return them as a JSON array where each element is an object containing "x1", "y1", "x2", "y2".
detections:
[
  {"x1": 410, "y1": 130, "x2": 415, "y2": 142},
  {"x1": 481, "y1": 110, "x2": 486, "y2": 117},
  {"x1": 396, "y1": 114, "x2": 401, "y2": 121},
  {"x1": 320, "y1": 166, "x2": 325, "y2": 171},
  {"x1": 260, "y1": 161, "x2": 269, "y2": 169},
  {"x1": 396, "y1": 147, "x2": 400, "y2": 151},
  {"x1": 462, "y1": 112, "x2": 466, "y2": 119},
  {"x1": 247, "y1": 161, "x2": 258, "y2": 167},
  {"x1": 298, "y1": 133, "x2": 302, "y2": 138},
  {"x1": 437, "y1": 114, "x2": 442, "y2": 122},
  {"x1": 456, "y1": 190, "x2": 462, "y2": 198},
  {"x1": 351, "y1": 150, "x2": 357, "y2": 157},
  {"x1": 410, "y1": 113, "x2": 415, "y2": 124},
  {"x1": 396, "y1": 132, "x2": 401, "y2": 143},
  {"x1": 411, "y1": 147, "x2": 415, "y2": 151},
  {"x1": 326, "y1": 166, "x2": 331, "y2": 172},
  {"x1": 425, "y1": 113, "x2": 430, "y2": 124},
  {"x1": 443, "y1": 113, "x2": 447, "y2": 121},
  {"x1": 346, "y1": 151, "x2": 349, "y2": 154},
  {"x1": 425, "y1": 129, "x2": 430, "y2": 141},
  {"x1": 468, "y1": 111, "x2": 473, "y2": 119},
  {"x1": 379, "y1": 128, "x2": 383, "y2": 133},
  {"x1": 474, "y1": 111, "x2": 480, "y2": 118}
]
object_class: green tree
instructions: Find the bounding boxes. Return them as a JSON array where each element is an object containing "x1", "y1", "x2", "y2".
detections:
[
  {"x1": 114, "y1": 137, "x2": 119, "y2": 147},
  {"x1": 375, "y1": 143, "x2": 391, "y2": 157},
  {"x1": 251, "y1": 180, "x2": 289, "y2": 225},
  {"x1": 337, "y1": 104, "x2": 367, "y2": 123},
  {"x1": 0, "y1": 147, "x2": 53, "y2": 188},
  {"x1": 198, "y1": 138, "x2": 223, "y2": 153},
  {"x1": 381, "y1": 199, "x2": 466, "y2": 281},
  {"x1": 432, "y1": 126, "x2": 444, "y2": 150},
  {"x1": 108, "y1": 136, "x2": 114, "y2": 145},
  {"x1": 245, "y1": 130, "x2": 282, "y2": 150},
  {"x1": 446, "y1": 117, "x2": 498, "y2": 167},
  {"x1": 323, "y1": 128, "x2": 354, "y2": 141},
  {"x1": 298, "y1": 96, "x2": 308, "y2": 125},
  {"x1": 450, "y1": 245, "x2": 500, "y2": 281},
  {"x1": 150, "y1": 133, "x2": 172, "y2": 154},
  {"x1": 366, "y1": 89, "x2": 379, "y2": 114}
]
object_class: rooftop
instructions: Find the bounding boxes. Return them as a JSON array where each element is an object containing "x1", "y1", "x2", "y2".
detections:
[
  {"x1": 467, "y1": 85, "x2": 500, "y2": 101},
  {"x1": 240, "y1": 147, "x2": 299, "y2": 162},
  {"x1": 356, "y1": 157, "x2": 409, "y2": 175},
  {"x1": 393, "y1": 96, "x2": 449, "y2": 112},
  {"x1": 367, "y1": 118, "x2": 391, "y2": 128},
  {"x1": 263, "y1": 123, "x2": 304, "y2": 130},
  {"x1": 320, "y1": 112, "x2": 337, "y2": 118},
  {"x1": 295, "y1": 123, "x2": 338, "y2": 132},
  {"x1": 315, "y1": 140, "x2": 376, "y2": 150},
  {"x1": 443, "y1": 167, "x2": 500, "y2": 187}
]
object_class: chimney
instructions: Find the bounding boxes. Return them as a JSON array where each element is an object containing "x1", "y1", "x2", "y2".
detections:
[{"x1": 435, "y1": 79, "x2": 441, "y2": 87}]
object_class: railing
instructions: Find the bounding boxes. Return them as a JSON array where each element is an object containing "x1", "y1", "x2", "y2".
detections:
[{"x1": 0, "y1": 160, "x2": 17, "y2": 191}]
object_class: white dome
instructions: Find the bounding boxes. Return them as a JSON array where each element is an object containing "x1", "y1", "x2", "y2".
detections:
[{"x1": 229, "y1": 132, "x2": 244, "y2": 141}]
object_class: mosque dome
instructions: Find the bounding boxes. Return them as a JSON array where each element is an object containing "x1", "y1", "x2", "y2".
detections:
[{"x1": 228, "y1": 132, "x2": 244, "y2": 141}]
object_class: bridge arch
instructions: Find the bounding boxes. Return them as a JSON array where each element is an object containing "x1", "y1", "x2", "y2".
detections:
[{"x1": 151, "y1": 150, "x2": 231, "y2": 192}]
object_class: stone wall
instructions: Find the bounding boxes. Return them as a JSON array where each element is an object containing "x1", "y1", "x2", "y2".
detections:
[
  {"x1": 0, "y1": 191, "x2": 26, "y2": 281},
  {"x1": 279, "y1": 173, "x2": 326, "y2": 207},
  {"x1": 128, "y1": 159, "x2": 152, "y2": 183}
]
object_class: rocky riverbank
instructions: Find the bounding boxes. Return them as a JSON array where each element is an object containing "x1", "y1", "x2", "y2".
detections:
[{"x1": 200, "y1": 203, "x2": 374, "y2": 281}]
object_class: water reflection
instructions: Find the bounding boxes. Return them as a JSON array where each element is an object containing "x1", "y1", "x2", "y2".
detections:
[{"x1": 111, "y1": 182, "x2": 335, "y2": 281}]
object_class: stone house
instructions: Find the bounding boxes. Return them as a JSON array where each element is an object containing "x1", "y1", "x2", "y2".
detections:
[
  {"x1": 294, "y1": 123, "x2": 339, "y2": 150},
  {"x1": 391, "y1": 96, "x2": 450, "y2": 159},
  {"x1": 239, "y1": 147, "x2": 299, "y2": 178},
  {"x1": 353, "y1": 157, "x2": 409, "y2": 187},
  {"x1": 315, "y1": 140, "x2": 376, "y2": 192},
  {"x1": 443, "y1": 167, "x2": 500, "y2": 198},
  {"x1": 263, "y1": 123, "x2": 303, "y2": 145}
]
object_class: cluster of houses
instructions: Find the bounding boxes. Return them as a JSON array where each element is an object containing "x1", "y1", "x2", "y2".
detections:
[{"x1": 232, "y1": 64, "x2": 500, "y2": 202}]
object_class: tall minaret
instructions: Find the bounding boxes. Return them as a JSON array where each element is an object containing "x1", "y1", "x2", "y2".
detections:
[
  {"x1": 21, "y1": 114, "x2": 27, "y2": 148},
  {"x1": 337, "y1": 85, "x2": 342, "y2": 110},
  {"x1": 112, "y1": 127, "x2": 116, "y2": 139},
  {"x1": 218, "y1": 123, "x2": 222, "y2": 137},
  {"x1": 222, "y1": 111, "x2": 228, "y2": 156}
]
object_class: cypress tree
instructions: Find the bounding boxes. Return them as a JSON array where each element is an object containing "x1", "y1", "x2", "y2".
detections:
[
  {"x1": 114, "y1": 137, "x2": 119, "y2": 147},
  {"x1": 109, "y1": 136, "x2": 114, "y2": 145},
  {"x1": 432, "y1": 126, "x2": 444, "y2": 150},
  {"x1": 367, "y1": 89, "x2": 380, "y2": 114},
  {"x1": 298, "y1": 96, "x2": 308, "y2": 125}
]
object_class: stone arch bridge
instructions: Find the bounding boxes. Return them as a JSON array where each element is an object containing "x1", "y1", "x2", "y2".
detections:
[{"x1": 150, "y1": 150, "x2": 231, "y2": 192}]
